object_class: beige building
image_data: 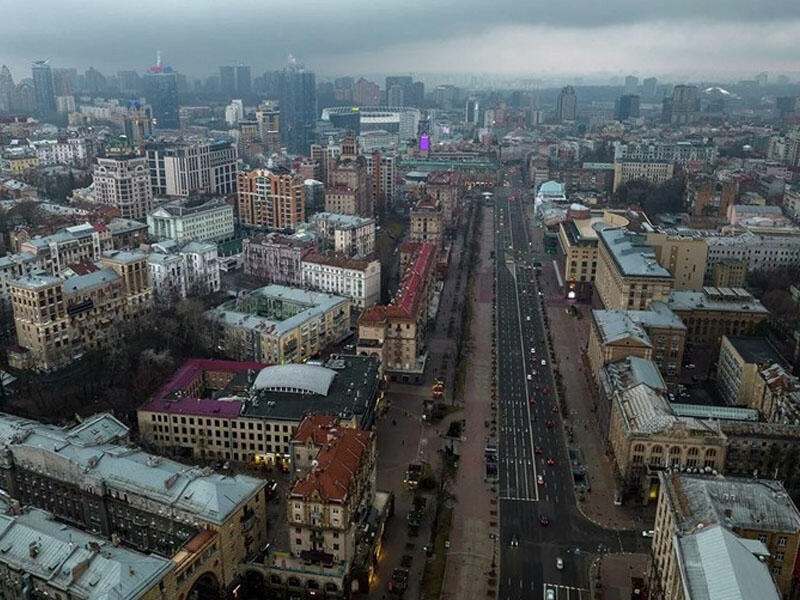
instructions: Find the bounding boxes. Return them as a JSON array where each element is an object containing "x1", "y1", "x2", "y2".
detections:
[
  {"x1": 9, "y1": 251, "x2": 152, "y2": 371},
  {"x1": 685, "y1": 175, "x2": 738, "y2": 218},
  {"x1": 646, "y1": 232, "x2": 708, "y2": 291},
  {"x1": 595, "y1": 228, "x2": 674, "y2": 310},
  {"x1": 425, "y1": 170, "x2": 461, "y2": 227},
  {"x1": 309, "y1": 212, "x2": 376, "y2": 258},
  {"x1": 237, "y1": 169, "x2": 306, "y2": 229},
  {"x1": 717, "y1": 336, "x2": 788, "y2": 408},
  {"x1": 557, "y1": 209, "x2": 629, "y2": 301},
  {"x1": 409, "y1": 197, "x2": 444, "y2": 244},
  {"x1": 612, "y1": 159, "x2": 674, "y2": 192},
  {"x1": 710, "y1": 259, "x2": 747, "y2": 287},
  {"x1": 650, "y1": 472, "x2": 796, "y2": 599},
  {"x1": 206, "y1": 285, "x2": 351, "y2": 364},
  {"x1": 668, "y1": 287, "x2": 769, "y2": 356},
  {"x1": 93, "y1": 155, "x2": 153, "y2": 220},
  {"x1": 301, "y1": 253, "x2": 381, "y2": 309},
  {"x1": 601, "y1": 357, "x2": 727, "y2": 503},
  {"x1": 358, "y1": 241, "x2": 436, "y2": 383}
]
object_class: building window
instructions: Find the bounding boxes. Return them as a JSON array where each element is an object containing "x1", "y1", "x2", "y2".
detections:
[{"x1": 778, "y1": 536, "x2": 787, "y2": 547}]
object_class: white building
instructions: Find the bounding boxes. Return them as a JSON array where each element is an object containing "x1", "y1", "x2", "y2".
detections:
[
  {"x1": 613, "y1": 139, "x2": 718, "y2": 164},
  {"x1": 301, "y1": 253, "x2": 381, "y2": 308},
  {"x1": 147, "y1": 239, "x2": 220, "y2": 303},
  {"x1": 147, "y1": 196, "x2": 234, "y2": 243},
  {"x1": 309, "y1": 212, "x2": 376, "y2": 257},
  {"x1": 147, "y1": 140, "x2": 238, "y2": 197},
  {"x1": 706, "y1": 231, "x2": 800, "y2": 273},
  {"x1": 93, "y1": 155, "x2": 153, "y2": 220},
  {"x1": 33, "y1": 136, "x2": 93, "y2": 167},
  {"x1": 225, "y1": 100, "x2": 244, "y2": 126}
]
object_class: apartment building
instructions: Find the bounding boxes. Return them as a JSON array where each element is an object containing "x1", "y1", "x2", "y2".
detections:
[
  {"x1": 207, "y1": 285, "x2": 351, "y2": 364},
  {"x1": 706, "y1": 231, "x2": 800, "y2": 273},
  {"x1": 685, "y1": 175, "x2": 738, "y2": 218},
  {"x1": 595, "y1": 228, "x2": 674, "y2": 311},
  {"x1": 0, "y1": 412, "x2": 267, "y2": 597},
  {"x1": 301, "y1": 253, "x2": 381, "y2": 309},
  {"x1": 309, "y1": 212, "x2": 376, "y2": 258},
  {"x1": 325, "y1": 155, "x2": 372, "y2": 218},
  {"x1": 668, "y1": 287, "x2": 769, "y2": 355},
  {"x1": 137, "y1": 357, "x2": 381, "y2": 468},
  {"x1": 9, "y1": 251, "x2": 152, "y2": 371},
  {"x1": 93, "y1": 155, "x2": 154, "y2": 219},
  {"x1": 601, "y1": 357, "x2": 727, "y2": 502},
  {"x1": 0, "y1": 252, "x2": 41, "y2": 337},
  {"x1": 717, "y1": 336, "x2": 787, "y2": 406},
  {"x1": 613, "y1": 140, "x2": 718, "y2": 165},
  {"x1": 710, "y1": 259, "x2": 747, "y2": 287},
  {"x1": 650, "y1": 472, "x2": 797, "y2": 599},
  {"x1": 147, "y1": 239, "x2": 220, "y2": 303},
  {"x1": 32, "y1": 135, "x2": 94, "y2": 167},
  {"x1": 358, "y1": 242, "x2": 436, "y2": 382},
  {"x1": 557, "y1": 209, "x2": 629, "y2": 301},
  {"x1": 612, "y1": 160, "x2": 674, "y2": 192},
  {"x1": 242, "y1": 232, "x2": 317, "y2": 285},
  {"x1": 588, "y1": 302, "x2": 686, "y2": 383},
  {"x1": 364, "y1": 151, "x2": 395, "y2": 211},
  {"x1": 19, "y1": 222, "x2": 104, "y2": 275},
  {"x1": 236, "y1": 169, "x2": 306, "y2": 229},
  {"x1": 147, "y1": 140, "x2": 238, "y2": 197},
  {"x1": 425, "y1": 170, "x2": 461, "y2": 227},
  {"x1": 147, "y1": 195, "x2": 234, "y2": 243},
  {"x1": 646, "y1": 232, "x2": 708, "y2": 291},
  {"x1": 409, "y1": 197, "x2": 443, "y2": 244}
]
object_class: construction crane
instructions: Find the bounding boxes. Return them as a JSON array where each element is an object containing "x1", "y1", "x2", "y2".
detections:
[{"x1": 124, "y1": 99, "x2": 154, "y2": 155}]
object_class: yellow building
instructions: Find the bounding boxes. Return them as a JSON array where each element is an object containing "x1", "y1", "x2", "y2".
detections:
[
  {"x1": 2, "y1": 152, "x2": 39, "y2": 175},
  {"x1": 601, "y1": 357, "x2": 727, "y2": 503},
  {"x1": 646, "y1": 232, "x2": 708, "y2": 291},
  {"x1": 409, "y1": 196, "x2": 443, "y2": 244},
  {"x1": 710, "y1": 259, "x2": 747, "y2": 288},
  {"x1": 650, "y1": 472, "x2": 796, "y2": 599},
  {"x1": 612, "y1": 159, "x2": 674, "y2": 192},
  {"x1": 595, "y1": 228, "x2": 674, "y2": 310}
]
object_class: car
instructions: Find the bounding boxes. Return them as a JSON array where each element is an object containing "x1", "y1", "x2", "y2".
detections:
[
  {"x1": 552, "y1": 405, "x2": 559, "y2": 413},
  {"x1": 526, "y1": 316, "x2": 531, "y2": 321},
  {"x1": 530, "y1": 347, "x2": 536, "y2": 354},
  {"x1": 546, "y1": 458, "x2": 555, "y2": 466},
  {"x1": 686, "y1": 363, "x2": 696, "y2": 369},
  {"x1": 642, "y1": 530, "x2": 655, "y2": 538},
  {"x1": 539, "y1": 515, "x2": 550, "y2": 526},
  {"x1": 545, "y1": 419, "x2": 554, "y2": 428},
  {"x1": 534, "y1": 446, "x2": 543, "y2": 454},
  {"x1": 546, "y1": 588, "x2": 555, "y2": 600},
  {"x1": 537, "y1": 475, "x2": 545, "y2": 485},
  {"x1": 510, "y1": 534, "x2": 519, "y2": 547},
  {"x1": 541, "y1": 359, "x2": 547, "y2": 366},
  {"x1": 527, "y1": 374, "x2": 532, "y2": 381},
  {"x1": 529, "y1": 396, "x2": 536, "y2": 405},
  {"x1": 542, "y1": 386, "x2": 550, "y2": 395},
  {"x1": 556, "y1": 557, "x2": 563, "y2": 570}
]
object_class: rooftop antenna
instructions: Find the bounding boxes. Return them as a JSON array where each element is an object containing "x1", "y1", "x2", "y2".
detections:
[{"x1": 156, "y1": 50, "x2": 162, "y2": 69}]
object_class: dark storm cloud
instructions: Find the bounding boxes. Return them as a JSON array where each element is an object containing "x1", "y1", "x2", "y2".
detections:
[{"x1": 1, "y1": 0, "x2": 799, "y2": 77}]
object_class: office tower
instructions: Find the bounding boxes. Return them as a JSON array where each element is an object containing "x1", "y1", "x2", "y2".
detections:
[
  {"x1": 13, "y1": 81, "x2": 36, "y2": 113},
  {"x1": 334, "y1": 77, "x2": 354, "y2": 103},
  {"x1": 385, "y1": 75, "x2": 424, "y2": 107},
  {"x1": 93, "y1": 155, "x2": 154, "y2": 219},
  {"x1": 434, "y1": 85, "x2": 458, "y2": 109},
  {"x1": 465, "y1": 97, "x2": 480, "y2": 125},
  {"x1": 642, "y1": 77, "x2": 657, "y2": 100},
  {"x1": 31, "y1": 60, "x2": 56, "y2": 117},
  {"x1": 279, "y1": 60, "x2": 317, "y2": 155},
  {"x1": 147, "y1": 140, "x2": 237, "y2": 196},
  {"x1": 117, "y1": 70, "x2": 140, "y2": 97},
  {"x1": 556, "y1": 85, "x2": 577, "y2": 122},
  {"x1": 354, "y1": 77, "x2": 380, "y2": 106},
  {"x1": 662, "y1": 85, "x2": 698, "y2": 125},
  {"x1": 256, "y1": 101, "x2": 280, "y2": 152},
  {"x1": 219, "y1": 66, "x2": 235, "y2": 96},
  {"x1": 412, "y1": 81, "x2": 425, "y2": 107},
  {"x1": 143, "y1": 53, "x2": 180, "y2": 129},
  {"x1": 615, "y1": 94, "x2": 640, "y2": 121},
  {"x1": 776, "y1": 97, "x2": 797, "y2": 119},
  {"x1": 235, "y1": 65, "x2": 251, "y2": 97},
  {"x1": 624, "y1": 75, "x2": 638, "y2": 95},
  {"x1": 52, "y1": 68, "x2": 76, "y2": 97},
  {"x1": 0, "y1": 65, "x2": 14, "y2": 112},
  {"x1": 84, "y1": 67, "x2": 106, "y2": 95}
]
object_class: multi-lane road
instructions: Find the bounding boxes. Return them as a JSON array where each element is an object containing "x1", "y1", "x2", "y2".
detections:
[{"x1": 494, "y1": 177, "x2": 644, "y2": 600}]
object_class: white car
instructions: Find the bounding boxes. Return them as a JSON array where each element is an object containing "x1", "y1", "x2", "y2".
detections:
[
  {"x1": 527, "y1": 374, "x2": 532, "y2": 381},
  {"x1": 526, "y1": 316, "x2": 531, "y2": 321},
  {"x1": 642, "y1": 530, "x2": 655, "y2": 538},
  {"x1": 546, "y1": 588, "x2": 555, "y2": 600},
  {"x1": 537, "y1": 475, "x2": 545, "y2": 485},
  {"x1": 530, "y1": 347, "x2": 536, "y2": 354},
  {"x1": 556, "y1": 557, "x2": 563, "y2": 570},
  {"x1": 541, "y1": 359, "x2": 547, "y2": 366}
]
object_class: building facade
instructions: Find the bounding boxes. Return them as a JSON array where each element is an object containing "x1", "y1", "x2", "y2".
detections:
[
  {"x1": 147, "y1": 140, "x2": 238, "y2": 197},
  {"x1": 147, "y1": 196, "x2": 234, "y2": 243},
  {"x1": 301, "y1": 254, "x2": 381, "y2": 309},
  {"x1": 93, "y1": 155, "x2": 154, "y2": 220},
  {"x1": 309, "y1": 212, "x2": 376, "y2": 258},
  {"x1": 236, "y1": 169, "x2": 306, "y2": 229},
  {"x1": 242, "y1": 232, "x2": 316, "y2": 285},
  {"x1": 612, "y1": 160, "x2": 675, "y2": 192}
]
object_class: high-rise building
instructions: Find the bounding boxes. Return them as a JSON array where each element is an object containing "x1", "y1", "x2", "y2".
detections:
[
  {"x1": 615, "y1": 94, "x2": 640, "y2": 121},
  {"x1": 147, "y1": 140, "x2": 238, "y2": 196},
  {"x1": 354, "y1": 77, "x2": 380, "y2": 106},
  {"x1": 84, "y1": 66, "x2": 106, "y2": 95},
  {"x1": 31, "y1": 60, "x2": 56, "y2": 117},
  {"x1": 384, "y1": 76, "x2": 423, "y2": 108},
  {"x1": 219, "y1": 65, "x2": 236, "y2": 95},
  {"x1": 117, "y1": 70, "x2": 140, "y2": 97},
  {"x1": 642, "y1": 77, "x2": 657, "y2": 99},
  {"x1": 556, "y1": 85, "x2": 577, "y2": 122},
  {"x1": 662, "y1": 85, "x2": 698, "y2": 125},
  {"x1": 0, "y1": 65, "x2": 14, "y2": 112},
  {"x1": 236, "y1": 65, "x2": 251, "y2": 97},
  {"x1": 256, "y1": 101, "x2": 280, "y2": 152},
  {"x1": 93, "y1": 155, "x2": 154, "y2": 219},
  {"x1": 278, "y1": 60, "x2": 316, "y2": 155},
  {"x1": 52, "y1": 68, "x2": 76, "y2": 96},
  {"x1": 624, "y1": 75, "x2": 638, "y2": 95},
  {"x1": 465, "y1": 97, "x2": 480, "y2": 125},
  {"x1": 143, "y1": 53, "x2": 180, "y2": 130},
  {"x1": 236, "y1": 169, "x2": 306, "y2": 229}
]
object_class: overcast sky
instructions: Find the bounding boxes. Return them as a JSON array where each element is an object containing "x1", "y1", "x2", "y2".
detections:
[{"x1": 2, "y1": 0, "x2": 800, "y2": 83}]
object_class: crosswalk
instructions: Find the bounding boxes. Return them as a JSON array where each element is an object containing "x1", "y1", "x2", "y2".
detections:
[{"x1": 542, "y1": 583, "x2": 590, "y2": 599}]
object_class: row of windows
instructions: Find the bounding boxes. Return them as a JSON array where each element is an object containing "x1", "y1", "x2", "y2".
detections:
[{"x1": 150, "y1": 414, "x2": 292, "y2": 432}]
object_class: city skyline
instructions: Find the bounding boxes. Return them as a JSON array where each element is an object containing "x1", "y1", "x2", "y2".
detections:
[{"x1": 2, "y1": 0, "x2": 800, "y2": 82}]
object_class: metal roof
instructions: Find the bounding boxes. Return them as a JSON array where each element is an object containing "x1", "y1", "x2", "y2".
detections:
[
  {"x1": 598, "y1": 228, "x2": 673, "y2": 279},
  {"x1": 592, "y1": 310, "x2": 652, "y2": 346},
  {"x1": 252, "y1": 364, "x2": 337, "y2": 396}
]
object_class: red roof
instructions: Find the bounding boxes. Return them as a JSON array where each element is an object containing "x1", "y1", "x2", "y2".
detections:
[
  {"x1": 293, "y1": 414, "x2": 340, "y2": 445},
  {"x1": 290, "y1": 428, "x2": 372, "y2": 503}
]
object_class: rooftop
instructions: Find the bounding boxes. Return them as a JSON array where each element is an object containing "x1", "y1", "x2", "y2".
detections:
[
  {"x1": 726, "y1": 336, "x2": 787, "y2": 368},
  {"x1": 302, "y1": 253, "x2": 375, "y2": 271},
  {"x1": 668, "y1": 288, "x2": 769, "y2": 314},
  {"x1": 629, "y1": 301, "x2": 687, "y2": 331},
  {"x1": 310, "y1": 212, "x2": 375, "y2": 230},
  {"x1": 598, "y1": 228, "x2": 673, "y2": 279},
  {"x1": 592, "y1": 310, "x2": 652, "y2": 347}
]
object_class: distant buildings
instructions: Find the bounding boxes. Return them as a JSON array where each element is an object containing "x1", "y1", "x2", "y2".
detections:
[
  {"x1": 279, "y1": 63, "x2": 317, "y2": 154},
  {"x1": 143, "y1": 57, "x2": 180, "y2": 129},
  {"x1": 615, "y1": 94, "x2": 640, "y2": 121},
  {"x1": 31, "y1": 60, "x2": 55, "y2": 117},
  {"x1": 556, "y1": 86, "x2": 577, "y2": 122},
  {"x1": 661, "y1": 84, "x2": 698, "y2": 125},
  {"x1": 384, "y1": 76, "x2": 424, "y2": 107}
]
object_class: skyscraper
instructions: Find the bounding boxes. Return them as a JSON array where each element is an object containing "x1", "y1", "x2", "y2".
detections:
[
  {"x1": 0, "y1": 66, "x2": 14, "y2": 113},
  {"x1": 624, "y1": 75, "x2": 639, "y2": 95},
  {"x1": 219, "y1": 66, "x2": 236, "y2": 96},
  {"x1": 235, "y1": 65, "x2": 251, "y2": 97},
  {"x1": 219, "y1": 65, "x2": 251, "y2": 99},
  {"x1": 143, "y1": 53, "x2": 179, "y2": 130},
  {"x1": 615, "y1": 94, "x2": 640, "y2": 121},
  {"x1": 279, "y1": 59, "x2": 316, "y2": 155},
  {"x1": 662, "y1": 85, "x2": 698, "y2": 125},
  {"x1": 32, "y1": 60, "x2": 56, "y2": 117},
  {"x1": 384, "y1": 76, "x2": 423, "y2": 107},
  {"x1": 642, "y1": 77, "x2": 657, "y2": 100},
  {"x1": 556, "y1": 85, "x2": 577, "y2": 122}
]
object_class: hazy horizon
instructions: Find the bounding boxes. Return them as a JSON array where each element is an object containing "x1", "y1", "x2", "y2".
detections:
[{"x1": 2, "y1": 0, "x2": 800, "y2": 85}]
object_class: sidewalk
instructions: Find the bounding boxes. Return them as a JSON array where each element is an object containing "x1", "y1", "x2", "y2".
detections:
[{"x1": 440, "y1": 203, "x2": 498, "y2": 599}]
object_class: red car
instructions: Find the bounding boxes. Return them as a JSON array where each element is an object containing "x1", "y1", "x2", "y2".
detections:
[
  {"x1": 545, "y1": 420, "x2": 554, "y2": 428},
  {"x1": 539, "y1": 515, "x2": 550, "y2": 526},
  {"x1": 534, "y1": 446, "x2": 543, "y2": 454},
  {"x1": 551, "y1": 405, "x2": 559, "y2": 413},
  {"x1": 529, "y1": 396, "x2": 536, "y2": 405},
  {"x1": 542, "y1": 386, "x2": 550, "y2": 395},
  {"x1": 546, "y1": 458, "x2": 555, "y2": 466}
]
